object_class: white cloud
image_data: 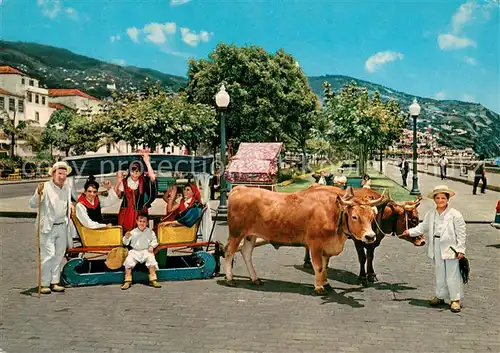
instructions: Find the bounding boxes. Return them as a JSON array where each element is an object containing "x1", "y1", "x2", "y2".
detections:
[
  {"x1": 124, "y1": 22, "x2": 212, "y2": 56},
  {"x1": 143, "y1": 22, "x2": 177, "y2": 44},
  {"x1": 437, "y1": 1, "x2": 494, "y2": 51},
  {"x1": 0, "y1": 0, "x2": 4, "y2": 5},
  {"x1": 170, "y1": 0, "x2": 191, "y2": 6},
  {"x1": 112, "y1": 59, "x2": 126, "y2": 66},
  {"x1": 462, "y1": 93, "x2": 476, "y2": 102},
  {"x1": 65, "y1": 7, "x2": 78, "y2": 20},
  {"x1": 452, "y1": 1, "x2": 476, "y2": 33},
  {"x1": 126, "y1": 27, "x2": 140, "y2": 43},
  {"x1": 37, "y1": 0, "x2": 61, "y2": 19},
  {"x1": 437, "y1": 34, "x2": 476, "y2": 50},
  {"x1": 463, "y1": 56, "x2": 477, "y2": 65},
  {"x1": 364, "y1": 51, "x2": 404, "y2": 73},
  {"x1": 180, "y1": 27, "x2": 213, "y2": 47},
  {"x1": 434, "y1": 91, "x2": 447, "y2": 100},
  {"x1": 110, "y1": 35, "x2": 121, "y2": 43}
]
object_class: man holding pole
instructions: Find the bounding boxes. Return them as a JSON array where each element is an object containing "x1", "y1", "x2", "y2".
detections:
[{"x1": 28, "y1": 161, "x2": 75, "y2": 294}]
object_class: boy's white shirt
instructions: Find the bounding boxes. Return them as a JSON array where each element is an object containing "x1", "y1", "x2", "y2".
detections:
[
  {"x1": 123, "y1": 227, "x2": 158, "y2": 250},
  {"x1": 408, "y1": 206, "x2": 466, "y2": 260}
]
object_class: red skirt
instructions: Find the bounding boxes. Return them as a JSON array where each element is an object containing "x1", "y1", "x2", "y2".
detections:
[{"x1": 118, "y1": 206, "x2": 147, "y2": 233}]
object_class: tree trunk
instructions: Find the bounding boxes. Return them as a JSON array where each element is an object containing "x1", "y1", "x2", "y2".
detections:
[
  {"x1": 10, "y1": 133, "x2": 15, "y2": 157},
  {"x1": 301, "y1": 143, "x2": 309, "y2": 173}
]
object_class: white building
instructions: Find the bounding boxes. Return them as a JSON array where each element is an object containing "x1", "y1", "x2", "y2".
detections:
[
  {"x1": 0, "y1": 65, "x2": 186, "y2": 157},
  {"x1": 0, "y1": 66, "x2": 53, "y2": 156}
]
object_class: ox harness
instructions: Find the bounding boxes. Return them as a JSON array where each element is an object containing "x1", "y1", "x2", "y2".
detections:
[{"x1": 371, "y1": 203, "x2": 410, "y2": 238}]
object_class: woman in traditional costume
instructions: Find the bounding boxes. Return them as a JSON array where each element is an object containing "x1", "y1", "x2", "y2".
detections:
[
  {"x1": 75, "y1": 175, "x2": 119, "y2": 229},
  {"x1": 161, "y1": 183, "x2": 203, "y2": 227},
  {"x1": 115, "y1": 151, "x2": 158, "y2": 233}
]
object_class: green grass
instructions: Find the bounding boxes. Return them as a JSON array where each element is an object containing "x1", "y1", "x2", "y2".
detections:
[{"x1": 276, "y1": 166, "x2": 416, "y2": 202}]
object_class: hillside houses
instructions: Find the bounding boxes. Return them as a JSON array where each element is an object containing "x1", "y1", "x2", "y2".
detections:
[{"x1": 0, "y1": 65, "x2": 185, "y2": 157}]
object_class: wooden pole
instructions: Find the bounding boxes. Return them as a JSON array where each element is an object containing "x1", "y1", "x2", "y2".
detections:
[{"x1": 36, "y1": 189, "x2": 42, "y2": 297}]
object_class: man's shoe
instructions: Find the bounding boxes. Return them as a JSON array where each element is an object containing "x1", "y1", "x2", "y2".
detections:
[
  {"x1": 430, "y1": 297, "x2": 445, "y2": 306},
  {"x1": 450, "y1": 301, "x2": 461, "y2": 312},
  {"x1": 51, "y1": 284, "x2": 65, "y2": 292},
  {"x1": 121, "y1": 281, "x2": 131, "y2": 290},
  {"x1": 149, "y1": 280, "x2": 162, "y2": 288},
  {"x1": 40, "y1": 287, "x2": 51, "y2": 294}
]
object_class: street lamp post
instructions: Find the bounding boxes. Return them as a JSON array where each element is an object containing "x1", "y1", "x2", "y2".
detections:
[
  {"x1": 215, "y1": 84, "x2": 230, "y2": 215},
  {"x1": 409, "y1": 98, "x2": 421, "y2": 195}
]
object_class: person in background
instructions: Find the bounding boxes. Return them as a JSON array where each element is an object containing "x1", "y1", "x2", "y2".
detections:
[
  {"x1": 472, "y1": 154, "x2": 487, "y2": 195},
  {"x1": 399, "y1": 157, "x2": 409, "y2": 187},
  {"x1": 333, "y1": 168, "x2": 347, "y2": 188},
  {"x1": 438, "y1": 155, "x2": 448, "y2": 180},
  {"x1": 401, "y1": 185, "x2": 466, "y2": 313},
  {"x1": 210, "y1": 168, "x2": 220, "y2": 200},
  {"x1": 312, "y1": 170, "x2": 333, "y2": 186},
  {"x1": 361, "y1": 174, "x2": 372, "y2": 189}
]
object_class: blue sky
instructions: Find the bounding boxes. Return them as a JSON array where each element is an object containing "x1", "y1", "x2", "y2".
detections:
[{"x1": 1, "y1": 0, "x2": 499, "y2": 112}]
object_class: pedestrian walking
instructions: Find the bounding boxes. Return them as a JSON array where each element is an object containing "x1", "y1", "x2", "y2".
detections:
[
  {"x1": 438, "y1": 155, "x2": 448, "y2": 180},
  {"x1": 472, "y1": 154, "x2": 487, "y2": 195},
  {"x1": 401, "y1": 185, "x2": 466, "y2": 312},
  {"x1": 399, "y1": 157, "x2": 409, "y2": 187},
  {"x1": 28, "y1": 161, "x2": 75, "y2": 294}
]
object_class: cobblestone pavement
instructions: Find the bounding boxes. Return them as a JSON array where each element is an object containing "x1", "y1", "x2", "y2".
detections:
[{"x1": 1, "y1": 218, "x2": 499, "y2": 353}]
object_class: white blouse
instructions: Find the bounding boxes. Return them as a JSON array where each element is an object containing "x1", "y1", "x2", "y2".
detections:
[{"x1": 75, "y1": 189, "x2": 119, "y2": 229}]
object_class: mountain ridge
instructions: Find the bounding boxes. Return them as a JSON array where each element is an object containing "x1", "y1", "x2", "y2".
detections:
[{"x1": 1, "y1": 40, "x2": 498, "y2": 157}]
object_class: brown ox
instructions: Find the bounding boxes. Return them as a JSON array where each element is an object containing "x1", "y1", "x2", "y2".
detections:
[
  {"x1": 224, "y1": 185, "x2": 389, "y2": 294},
  {"x1": 302, "y1": 186, "x2": 425, "y2": 284}
]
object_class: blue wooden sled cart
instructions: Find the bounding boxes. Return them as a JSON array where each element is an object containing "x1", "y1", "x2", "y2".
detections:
[{"x1": 60, "y1": 153, "x2": 223, "y2": 287}]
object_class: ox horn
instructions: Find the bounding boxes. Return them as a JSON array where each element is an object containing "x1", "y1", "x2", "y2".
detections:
[
  {"x1": 339, "y1": 186, "x2": 355, "y2": 206},
  {"x1": 403, "y1": 196, "x2": 423, "y2": 211},
  {"x1": 367, "y1": 188, "x2": 389, "y2": 207}
]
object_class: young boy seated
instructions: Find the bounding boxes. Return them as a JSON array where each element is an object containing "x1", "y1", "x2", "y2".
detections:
[{"x1": 121, "y1": 213, "x2": 162, "y2": 290}]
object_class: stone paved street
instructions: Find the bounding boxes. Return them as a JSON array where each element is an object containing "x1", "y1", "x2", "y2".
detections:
[{"x1": 1, "y1": 217, "x2": 499, "y2": 353}]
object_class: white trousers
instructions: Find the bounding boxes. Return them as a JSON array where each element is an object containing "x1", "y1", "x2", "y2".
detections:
[
  {"x1": 40, "y1": 223, "x2": 68, "y2": 287},
  {"x1": 123, "y1": 249, "x2": 158, "y2": 270},
  {"x1": 433, "y1": 237, "x2": 463, "y2": 302}
]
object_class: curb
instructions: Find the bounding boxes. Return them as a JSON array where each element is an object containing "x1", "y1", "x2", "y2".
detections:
[{"x1": 0, "y1": 178, "x2": 49, "y2": 185}]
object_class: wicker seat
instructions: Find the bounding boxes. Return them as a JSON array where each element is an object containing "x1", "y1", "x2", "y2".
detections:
[{"x1": 71, "y1": 214, "x2": 123, "y2": 247}]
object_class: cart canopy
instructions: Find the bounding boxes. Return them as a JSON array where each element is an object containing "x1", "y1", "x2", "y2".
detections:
[{"x1": 225, "y1": 142, "x2": 282, "y2": 183}]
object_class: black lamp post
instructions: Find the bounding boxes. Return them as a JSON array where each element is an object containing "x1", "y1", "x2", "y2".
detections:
[
  {"x1": 409, "y1": 98, "x2": 421, "y2": 195},
  {"x1": 215, "y1": 84, "x2": 230, "y2": 215}
]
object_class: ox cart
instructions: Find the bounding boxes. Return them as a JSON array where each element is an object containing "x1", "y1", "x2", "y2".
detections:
[{"x1": 60, "y1": 153, "x2": 223, "y2": 287}]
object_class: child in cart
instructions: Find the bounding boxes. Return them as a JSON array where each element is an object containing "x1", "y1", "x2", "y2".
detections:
[{"x1": 121, "y1": 213, "x2": 162, "y2": 290}]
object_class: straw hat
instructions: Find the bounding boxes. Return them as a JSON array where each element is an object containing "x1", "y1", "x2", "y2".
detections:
[
  {"x1": 105, "y1": 247, "x2": 128, "y2": 270},
  {"x1": 48, "y1": 161, "x2": 72, "y2": 175},
  {"x1": 428, "y1": 184, "x2": 456, "y2": 199}
]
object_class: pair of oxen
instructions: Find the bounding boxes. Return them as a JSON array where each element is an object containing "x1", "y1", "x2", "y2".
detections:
[{"x1": 223, "y1": 184, "x2": 424, "y2": 295}]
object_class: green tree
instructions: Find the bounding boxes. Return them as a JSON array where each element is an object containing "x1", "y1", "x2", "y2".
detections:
[
  {"x1": 185, "y1": 43, "x2": 320, "y2": 158},
  {"x1": 42, "y1": 108, "x2": 99, "y2": 156},
  {"x1": 1, "y1": 109, "x2": 36, "y2": 157},
  {"x1": 96, "y1": 84, "x2": 217, "y2": 154},
  {"x1": 323, "y1": 81, "x2": 405, "y2": 175},
  {"x1": 170, "y1": 94, "x2": 217, "y2": 154}
]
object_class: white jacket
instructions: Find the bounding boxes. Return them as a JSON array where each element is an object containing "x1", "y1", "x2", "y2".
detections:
[
  {"x1": 408, "y1": 207, "x2": 467, "y2": 260},
  {"x1": 28, "y1": 180, "x2": 74, "y2": 248}
]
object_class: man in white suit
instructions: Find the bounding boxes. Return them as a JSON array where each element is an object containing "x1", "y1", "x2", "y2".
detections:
[
  {"x1": 402, "y1": 185, "x2": 466, "y2": 312},
  {"x1": 29, "y1": 161, "x2": 75, "y2": 294}
]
